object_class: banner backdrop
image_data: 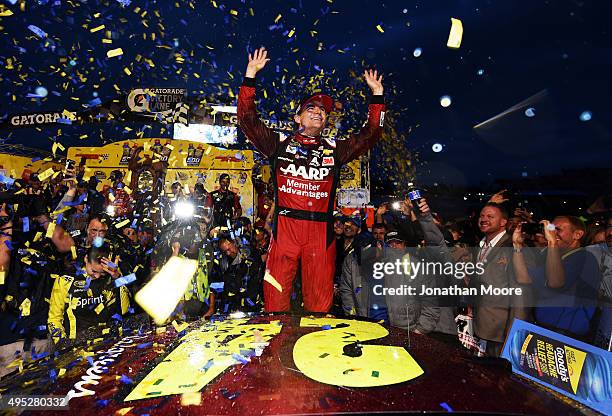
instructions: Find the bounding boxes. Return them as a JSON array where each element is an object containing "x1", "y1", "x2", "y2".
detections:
[
  {"x1": 66, "y1": 139, "x2": 255, "y2": 222},
  {"x1": 0, "y1": 153, "x2": 63, "y2": 180}
]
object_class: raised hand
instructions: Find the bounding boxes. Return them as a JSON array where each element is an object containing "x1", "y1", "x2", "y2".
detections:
[
  {"x1": 417, "y1": 198, "x2": 430, "y2": 216},
  {"x1": 364, "y1": 69, "x2": 383, "y2": 95},
  {"x1": 512, "y1": 223, "x2": 525, "y2": 248},
  {"x1": 488, "y1": 189, "x2": 509, "y2": 204},
  {"x1": 101, "y1": 256, "x2": 121, "y2": 279},
  {"x1": 246, "y1": 47, "x2": 270, "y2": 78}
]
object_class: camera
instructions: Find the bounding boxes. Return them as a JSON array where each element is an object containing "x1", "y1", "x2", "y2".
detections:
[
  {"x1": 65, "y1": 159, "x2": 76, "y2": 171},
  {"x1": 521, "y1": 223, "x2": 544, "y2": 235}
]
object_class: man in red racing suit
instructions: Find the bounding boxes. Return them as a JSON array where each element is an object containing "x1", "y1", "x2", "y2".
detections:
[{"x1": 237, "y1": 47, "x2": 385, "y2": 312}]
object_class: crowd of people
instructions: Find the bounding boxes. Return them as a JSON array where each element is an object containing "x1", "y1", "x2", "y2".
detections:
[
  {"x1": 0, "y1": 164, "x2": 609, "y2": 376},
  {"x1": 0, "y1": 47, "x2": 609, "y2": 378}
]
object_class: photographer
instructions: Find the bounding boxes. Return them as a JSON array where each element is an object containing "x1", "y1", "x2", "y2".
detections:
[
  {"x1": 512, "y1": 216, "x2": 602, "y2": 342},
  {"x1": 375, "y1": 196, "x2": 424, "y2": 247}
]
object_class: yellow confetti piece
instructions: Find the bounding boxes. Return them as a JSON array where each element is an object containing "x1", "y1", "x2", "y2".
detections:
[
  {"x1": 376, "y1": 24, "x2": 384, "y2": 33},
  {"x1": 165, "y1": 143, "x2": 174, "y2": 150},
  {"x1": 274, "y1": 13, "x2": 282, "y2": 23},
  {"x1": 38, "y1": 168, "x2": 55, "y2": 181},
  {"x1": 107, "y1": 48, "x2": 124, "y2": 58},
  {"x1": 90, "y1": 24, "x2": 105, "y2": 33},
  {"x1": 46, "y1": 222, "x2": 56, "y2": 239},
  {"x1": 33, "y1": 231, "x2": 43, "y2": 242},
  {"x1": 0, "y1": 8, "x2": 13, "y2": 17},
  {"x1": 71, "y1": 245, "x2": 77, "y2": 260},
  {"x1": 123, "y1": 67, "x2": 132, "y2": 75},
  {"x1": 229, "y1": 9, "x2": 238, "y2": 16},
  {"x1": 288, "y1": 28, "x2": 295, "y2": 38},
  {"x1": 447, "y1": 17, "x2": 463, "y2": 49},
  {"x1": 95, "y1": 303, "x2": 105, "y2": 314},
  {"x1": 102, "y1": 328, "x2": 111, "y2": 335},
  {"x1": 124, "y1": 186, "x2": 132, "y2": 195},
  {"x1": 0, "y1": 271, "x2": 5, "y2": 285},
  {"x1": 155, "y1": 326, "x2": 166, "y2": 334},
  {"x1": 115, "y1": 407, "x2": 133, "y2": 416},
  {"x1": 19, "y1": 298, "x2": 31, "y2": 317},
  {"x1": 58, "y1": 368, "x2": 66, "y2": 377},
  {"x1": 172, "y1": 320, "x2": 189, "y2": 333},
  {"x1": 181, "y1": 392, "x2": 202, "y2": 406},
  {"x1": 115, "y1": 219, "x2": 131, "y2": 229},
  {"x1": 124, "y1": 170, "x2": 132, "y2": 184},
  {"x1": 264, "y1": 271, "x2": 283, "y2": 292}
]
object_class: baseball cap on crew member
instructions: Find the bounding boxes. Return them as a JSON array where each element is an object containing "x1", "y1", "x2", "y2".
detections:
[
  {"x1": 344, "y1": 215, "x2": 362, "y2": 228},
  {"x1": 219, "y1": 173, "x2": 230, "y2": 182},
  {"x1": 296, "y1": 93, "x2": 334, "y2": 115},
  {"x1": 384, "y1": 231, "x2": 406, "y2": 244}
]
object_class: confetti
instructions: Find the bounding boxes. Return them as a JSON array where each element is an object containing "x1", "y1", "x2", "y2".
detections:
[
  {"x1": 106, "y1": 48, "x2": 124, "y2": 58},
  {"x1": 181, "y1": 392, "x2": 201, "y2": 406},
  {"x1": 446, "y1": 18, "x2": 463, "y2": 49},
  {"x1": 264, "y1": 271, "x2": 283, "y2": 292}
]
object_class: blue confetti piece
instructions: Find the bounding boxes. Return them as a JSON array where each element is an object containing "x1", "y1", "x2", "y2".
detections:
[
  {"x1": 223, "y1": 303, "x2": 230, "y2": 313},
  {"x1": 31, "y1": 156, "x2": 41, "y2": 162},
  {"x1": 88, "y1": 97, "x2": 102, "y2": 107},
  {"x1": 440, "y1": 402, "x2": 454, "y2": 412},
  {"x1": 22, "y1": 217, "x2": 29, "y2": 232},
  {"x1": 0, "y1": 174, "x2": 15, "y2": 186},
  {"x1": 137, "y1": 342, "x2": 152, "y2": 349},
  {"x1": 27, "y1": 25, "x2": 48, "y2": 38},
  {"x1": 4, "y1": 240, "x2": 13, "y2": 250},
  {"x1": 119, "y1": 375, "x2": 133, "y2": 384},
  {"x1": 96, "y1": 399, "x2": 109, "y2": 407},
  {"x1": 246, "y1": 298, "x2": 255, "y2": 307},
  {"x1": 56, "y1": 213, "x2": 63, "y2": 224},
  {"x1": 83, "y1": 277, "x2": 92, "y2": 290},
  {"x1": 321, "y1": 325, "x2": 332, "y2": 330},
  {"x1": 86, "y1": 356, "x2": 94, "y2": 366},
  {"x1": 114, "y1": 273, "x2": 136, "y2": 287},
  {"x1": 355, "y1": 287, "x2": 362, "y2": 294},
  {"x1": 57, "y1": 118, "x2": 72, "y2": 125},
  {"x1": 111, "y1": 313, "x2": 123, "y2": 322},
  {"x1": 210, "y1": 282, "x2": 224, "y2": 290},
  {"x1": 202, "y1": 359, "x2": 214, "y2": 372}
]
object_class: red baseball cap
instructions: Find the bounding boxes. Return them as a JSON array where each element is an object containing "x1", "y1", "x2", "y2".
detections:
[{"x1": 296, "y1": 93, "x2": 334, "y2": 114}]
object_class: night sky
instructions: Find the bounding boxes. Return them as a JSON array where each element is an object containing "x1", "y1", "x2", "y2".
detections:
[{"x1": 0, "y1": 0, "x2": 610, "y2": 188}]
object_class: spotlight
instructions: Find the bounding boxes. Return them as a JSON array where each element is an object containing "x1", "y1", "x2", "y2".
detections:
[
  {"x1": 106, "y1": 205, "x2": 116, "y2": 217},
  {"x1": 392, "y1": 201, "x2": 401, "y2": 210},
  {"x1": 440, "y1": 95, "x2": 452, "y2": 108}
]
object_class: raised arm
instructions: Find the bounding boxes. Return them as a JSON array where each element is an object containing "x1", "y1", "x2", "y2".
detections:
[
  {"x1": 336, "y1": 69, "x2": 386, "y2": 164},
  {"x1": 237, "y1": 47, "x2": 279, "y2": 158}
]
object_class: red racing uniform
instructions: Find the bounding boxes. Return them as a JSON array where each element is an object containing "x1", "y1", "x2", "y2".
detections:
[{"x1": 237, "y1": 77, "x2": 385, "y2": 312}]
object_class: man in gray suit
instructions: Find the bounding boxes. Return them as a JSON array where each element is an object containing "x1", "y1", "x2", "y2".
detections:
[{"x1": 472, "y1": 203, "x2": 526, "y2": 356}]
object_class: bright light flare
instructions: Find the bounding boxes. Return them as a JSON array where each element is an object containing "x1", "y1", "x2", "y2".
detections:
[
  {"x1": 175, "y1": 201, "x2": 195, "y2": 219},
  {"x1": 135, "y1": 256, "x2": 198, "y2": 325}
]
